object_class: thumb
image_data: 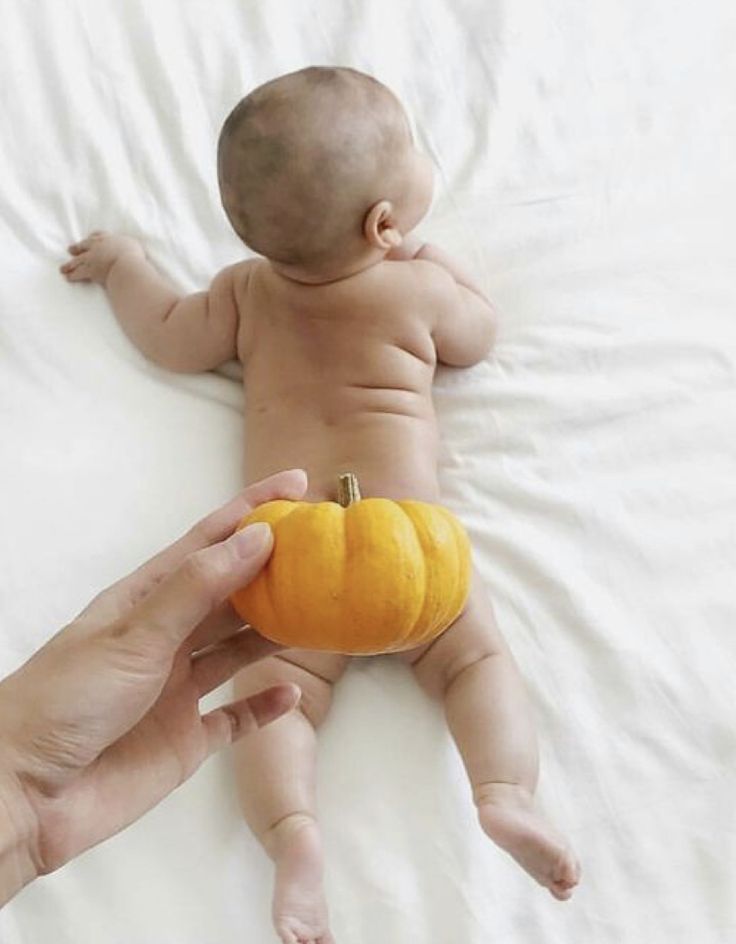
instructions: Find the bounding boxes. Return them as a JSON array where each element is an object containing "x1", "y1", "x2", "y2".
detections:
[{"x1": 124, "y1": 523, "x2": 273, "y2": 648}]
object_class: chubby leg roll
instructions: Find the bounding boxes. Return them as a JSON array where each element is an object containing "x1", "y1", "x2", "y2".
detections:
[
  {"x1": 402, "y1": 574, "x2": 580, "y2": 901},
  {"x1": 233, "y1": 650, "x2": 350, "y2": 944}
]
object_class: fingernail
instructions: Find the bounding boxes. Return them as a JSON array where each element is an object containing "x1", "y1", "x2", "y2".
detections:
[{"x1": 231, "y1": 522, "x2": 272, "y2": 558}]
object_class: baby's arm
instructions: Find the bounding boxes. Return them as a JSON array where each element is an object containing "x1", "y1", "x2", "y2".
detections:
[
  {"x1": 60, "y1": 231, "x2": 247, "y2": 372},
  {"x1": 389, "y1": 235, "x2": 496, "y2": 367}
]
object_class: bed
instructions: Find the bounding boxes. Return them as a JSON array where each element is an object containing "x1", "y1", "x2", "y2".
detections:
[{"x1": 2, "y1": 1, "x2": 735, "y2": 941}]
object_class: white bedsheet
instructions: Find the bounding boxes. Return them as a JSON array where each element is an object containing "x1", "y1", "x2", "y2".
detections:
[{"x1": 2, "y1": 1, "x2": 736, "y2": 941}]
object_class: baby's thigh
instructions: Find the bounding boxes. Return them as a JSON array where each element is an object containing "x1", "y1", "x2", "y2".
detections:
[
  {"x1": 234, "y1": 649, "x2": 350, "y2": 727},
  {"x1": 398, "y1": 574, "x2": 508, "y2": 699}
]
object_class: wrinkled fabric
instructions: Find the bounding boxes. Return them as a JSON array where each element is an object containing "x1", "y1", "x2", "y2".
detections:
[{"x1": 1, "y1": 1, "x2": 735, "y2": 941}]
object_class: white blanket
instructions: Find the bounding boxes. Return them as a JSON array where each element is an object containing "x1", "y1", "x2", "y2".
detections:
[{"x1": 2, "y1": 1, "x2": 736, "y2": 941}]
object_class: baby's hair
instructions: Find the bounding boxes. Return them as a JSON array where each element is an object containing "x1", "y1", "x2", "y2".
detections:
[{"x1": 217, "y1": 66, "x2": 411, "y2": 268}]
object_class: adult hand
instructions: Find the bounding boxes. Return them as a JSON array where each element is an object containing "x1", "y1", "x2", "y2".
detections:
[{"x1": 0, "y1": 469, "x2": 307, "y2": 904}]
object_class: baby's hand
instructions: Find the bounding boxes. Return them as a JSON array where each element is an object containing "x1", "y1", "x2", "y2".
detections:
[{"x1": 60, "y1": 231, "x2": 145, "y2": 285}]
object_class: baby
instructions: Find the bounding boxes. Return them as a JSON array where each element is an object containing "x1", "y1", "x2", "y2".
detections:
[{"x1": 61, "y1": 66, "x2": 579, "y2": 943}]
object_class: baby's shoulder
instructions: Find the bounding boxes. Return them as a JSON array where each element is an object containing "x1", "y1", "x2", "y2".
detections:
[
  {"x1": 211, "y1": 257, "x2": 261, "y2": 293},
  {"x1": 376, "y1": 257, "x2": 457, "y2": 305},
  {"x1": 221, "y1": 258, "x2": 269, "y2": 310}
]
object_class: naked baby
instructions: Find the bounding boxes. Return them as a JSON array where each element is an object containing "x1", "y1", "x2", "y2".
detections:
[{"x1": 61, "y1": 66, "x2": 580, "y2": 943}]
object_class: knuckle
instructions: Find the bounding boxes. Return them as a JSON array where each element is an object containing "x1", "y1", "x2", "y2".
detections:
[
  {"x1": 105, "y1": 616, "x2": 169, "y2": 662},
  {"x1": 181, "y1": 549, "x2": 226, "y2": 607},
  {"x1": 187, "y1": 515, "x2": 224, "y2": 547},
  {"x1": 108, "y1": 615, "x2": 150, "y2": 642},
  {"x1": 182, "y1": 550, "x2": 214, "y2": 585}
]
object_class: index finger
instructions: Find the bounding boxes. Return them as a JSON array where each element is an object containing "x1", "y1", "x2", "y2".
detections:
[
  {"x1": 79, "y1": 468, "x2": 307, "y2": 623},
  {"x1": 156, "y1": 467, "x2": 307, "y2": 559},
  {"x1": 122, "y1": 522, "x2": 273, "y2": 648}
]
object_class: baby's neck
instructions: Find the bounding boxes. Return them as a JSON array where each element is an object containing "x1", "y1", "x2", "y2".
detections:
[{"x1": 268, "y1": 251, "x2": 385, "y2": 287}]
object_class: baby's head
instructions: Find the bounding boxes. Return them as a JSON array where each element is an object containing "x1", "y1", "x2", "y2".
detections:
[{"x1": 217, "y1": 67, "x2": 433, "y2": 282}]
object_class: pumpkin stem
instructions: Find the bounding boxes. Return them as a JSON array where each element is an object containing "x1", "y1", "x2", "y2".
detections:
[{"x1": 338, "y1": 472, "x2": 361, "y2": 507}]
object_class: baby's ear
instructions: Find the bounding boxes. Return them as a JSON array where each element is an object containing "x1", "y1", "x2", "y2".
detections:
[{"x1": 364, "y1": 200, "x2": 402, "y2": 251}]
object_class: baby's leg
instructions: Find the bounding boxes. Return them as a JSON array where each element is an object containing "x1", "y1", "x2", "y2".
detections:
[
  {"x1": 233, "y1": 650, "x2": 349, "y2": 944},
  {"x1": 402, "y1": 575, "x2": 580, "y2": 900}
]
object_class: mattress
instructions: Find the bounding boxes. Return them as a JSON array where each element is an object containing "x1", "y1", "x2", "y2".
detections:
[{"x1": 2, "y1": 1, "x2": 735, "y2": 941}]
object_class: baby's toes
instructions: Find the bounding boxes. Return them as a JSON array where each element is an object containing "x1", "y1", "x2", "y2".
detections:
[
  {"x1": 550, "y1": 882, "x2": 574, "y2": 901},
  {"x1": 559, "y1": 852, "x2": 581, "y2": 885},
  {"x1": 550, "y1": 852, "x2": 581, "y2": 900},
  {"x1": 275, "y1": 923, "x2": 302, "y2": 944},
  {"x1": 276, "y1": 920, "x2": 332, "y2": 944}
]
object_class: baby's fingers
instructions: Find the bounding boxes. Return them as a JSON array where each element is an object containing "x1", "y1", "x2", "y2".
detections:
[
  {"x1": 67, "y1": 231, "x2": 107, "y2": 254},
  {"x1": 60, "y1": 256, "x2": 83, "y2": 272},
  {"x1": 66, "y1": 269, "x2": 92, "y2": 282},
  {"x1": 67, "y1": 238, "x2": 94, "y2": 254},
  {"x1": 60, "y1": 259, "x2": 91, "y2": 281}
]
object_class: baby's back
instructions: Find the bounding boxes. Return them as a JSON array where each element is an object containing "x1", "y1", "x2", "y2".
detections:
[{"x1": 237, "y1": 260, "x2": 442, "y2": 502}]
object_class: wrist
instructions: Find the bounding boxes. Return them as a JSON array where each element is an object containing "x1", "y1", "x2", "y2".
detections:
[
  {"x1": 102, "y1": 247, "x2": 147, "y2": 289},
  {"x1": 0, "y1": 768, "x2": 39, "y2": 906}
]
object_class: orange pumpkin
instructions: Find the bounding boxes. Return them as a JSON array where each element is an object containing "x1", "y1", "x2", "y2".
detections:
[{"x1": 230, "y1": 473, "x2": 471, "y2": 654}]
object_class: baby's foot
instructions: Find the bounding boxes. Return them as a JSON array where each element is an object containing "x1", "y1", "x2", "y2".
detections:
[
  {"x1": 476, "y1": 783, "x2": 581, "y2": 901},
  {"x1": 265, "y1": 813, "x2": 335, "y2": 944}
]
